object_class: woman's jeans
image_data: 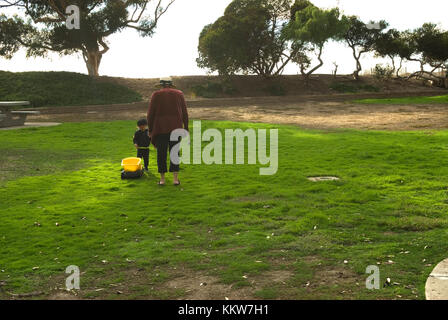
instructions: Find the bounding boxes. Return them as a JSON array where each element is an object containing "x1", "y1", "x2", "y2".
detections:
[{"x1": 154, "y1": 133, "x2": 181, "y2": 173}]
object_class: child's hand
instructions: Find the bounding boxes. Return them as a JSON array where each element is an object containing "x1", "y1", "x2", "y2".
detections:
[{"x1": 134, "y1": 144, "x2": 139, "y2": 149}]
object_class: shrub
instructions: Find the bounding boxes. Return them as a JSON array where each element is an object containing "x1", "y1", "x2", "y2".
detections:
[
  {"x1": 329, "y1": 82, "x2": 380, "y2": 93},
  {"x1": 263, "y1": 83, "x2": 287, "y2": 96},
  {"x1": 373, "y1": 64, "x2": 394, "y2": 81},
  {"x1": 191, "y1": 81, "x2": 237, "y2": 98}
]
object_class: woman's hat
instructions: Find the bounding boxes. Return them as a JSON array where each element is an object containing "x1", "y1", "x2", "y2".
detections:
[{"x1": 155, "y1": 76, "x2": 175, "y2": 88}]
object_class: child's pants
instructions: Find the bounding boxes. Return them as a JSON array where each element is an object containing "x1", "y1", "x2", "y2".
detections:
[{"x1": 137, "y1": 148, "x2": 149, "y2": 169}]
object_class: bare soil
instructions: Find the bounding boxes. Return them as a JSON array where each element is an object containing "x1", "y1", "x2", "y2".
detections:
[{"x1": 27, "y1": 89, "x2": 448, "y2": 131}]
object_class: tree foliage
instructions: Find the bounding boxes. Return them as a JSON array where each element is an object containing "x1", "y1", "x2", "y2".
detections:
[
  {"x1": 342, "y1": 15, "x2": 387, "y2": 80},
  {"x1": 283, "y1": 5, "x2": 346, "y2": 79},
  {"x1": 197, "y1": 0, "x2": 299, "y2": 77},
  {"x1": 409, "y1": 23, "x2": 448, "y2": 85},
  {"x1": 374, "y1": 29, "x2": 415, "y2": 77},
  {"x1": 0, "y1": 14, "x2": 30, "y2": 59},
  {"x1": 0, "y1": 0, "x2": 175, "y2": 76}
]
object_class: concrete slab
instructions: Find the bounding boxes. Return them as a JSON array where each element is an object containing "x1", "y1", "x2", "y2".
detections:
[
  {"x1": 426, "y1": 259, "x2": 448, "y2": 300},
  {"x1": 0, "y1": 122, "x2": 61, "y2": 131},
  {"x1": 307, "y1": 176, "x2": 340, "y2": 182}
]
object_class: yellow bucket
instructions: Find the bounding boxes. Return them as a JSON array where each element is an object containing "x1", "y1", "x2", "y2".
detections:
[{"x1": 121, "y1": 157, "x2": 142, "y2": 172}]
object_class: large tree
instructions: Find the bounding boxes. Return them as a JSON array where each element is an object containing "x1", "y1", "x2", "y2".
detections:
[
  {"x1": 283, "y1": 5, "x2": 346, "y2": 80},
  {"x1": 374, "y1": 29, "x2": 415, "y2": 78},
  {"x1": 342, "y1": 15, "x2": 387, "y2": 80},
  {"x1": 407, "y1": 23, "x2": 448, "y2": 87},
  {"x1": 197, "y1": 0, "x2": 305, "y2": 77},
  {"x1": 0, "y1": 0, "x2": 175, "y2": 76}
]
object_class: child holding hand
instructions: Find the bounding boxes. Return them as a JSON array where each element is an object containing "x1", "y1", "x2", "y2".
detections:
[{"x1": 133, "y1": 118, "x2": 151, "y2": 171}]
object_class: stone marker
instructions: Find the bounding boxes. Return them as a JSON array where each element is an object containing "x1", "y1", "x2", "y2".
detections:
[
  {"x1": 426, "y1": 258, "x2": 448, "y2": 300},
  {"x1": 307, "y1": 176, "x2": 340, "y2": 182}
]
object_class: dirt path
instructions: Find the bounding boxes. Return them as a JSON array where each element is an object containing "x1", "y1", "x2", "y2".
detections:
[{"x1": 27, "y1": 90, "x2": 448, "y2": 131}]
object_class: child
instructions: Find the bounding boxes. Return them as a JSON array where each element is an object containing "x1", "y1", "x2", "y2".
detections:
[{"x1": 133, "y1": 118, "x2": 151, "y2": 171}]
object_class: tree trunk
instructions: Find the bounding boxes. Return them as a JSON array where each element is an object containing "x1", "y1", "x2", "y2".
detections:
[
  {"x1": 353, "y1": 59, "x2": 362, "y2": 80},
  {"x1": 389, "y1": 55, "x2": 396, "y2": 74},
  {"x1": 84, "y1": 49, "x2": 102, "y2": 77},
  {"x1": 396, "y1": 58, "x2": 403, "y2": 78},
  {"x1": 351, "y1": 47, "x2": 362, "y2": 81},
  {"x1": 305, "y1": 45, "x2": 324, "y2": 79}
]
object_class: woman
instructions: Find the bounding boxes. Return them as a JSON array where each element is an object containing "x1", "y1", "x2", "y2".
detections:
[{"x1": 147, "y1": 77, "x2": 189, "y2": 186}]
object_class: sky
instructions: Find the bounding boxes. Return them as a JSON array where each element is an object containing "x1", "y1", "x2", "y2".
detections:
[{"x1": 0, "y1": 0, "x2": 447, "y2": 78}]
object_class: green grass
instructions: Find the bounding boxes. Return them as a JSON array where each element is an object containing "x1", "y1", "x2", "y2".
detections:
[
  {"x1": 354, "y1": 94, "x2": 448, "y2": 105},
  {"x1": 0, "y1": 71, "x2": 142, "y2": 108},
  {"x1": 1, "y1": 120, "x2": 448, "y2": 300}
]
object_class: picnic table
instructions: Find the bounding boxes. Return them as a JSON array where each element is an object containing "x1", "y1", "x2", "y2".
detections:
[{"x1": 0, "y1": 101, "x2": 40, "y2": 128}]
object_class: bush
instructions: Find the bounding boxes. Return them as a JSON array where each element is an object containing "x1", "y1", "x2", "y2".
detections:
[
  {"x1": 191, "y1": 80, "x2": 237, "y2": 98},
  {"x1": 329, "y1": 82, "x2": 380, "y2": 93},
  {"x1": 373, "y1": 64, "x2": 394, "y2": 81},
  {"x1": 263, "y1": 83, "x2": 287, "y2": 96}
]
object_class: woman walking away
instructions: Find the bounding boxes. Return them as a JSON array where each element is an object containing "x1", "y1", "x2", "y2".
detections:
[{"x1": 147, "y1": 77, "x2": 189, "y2": 186}]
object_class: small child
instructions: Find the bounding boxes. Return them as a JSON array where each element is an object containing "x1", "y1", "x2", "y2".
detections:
[{"x1": 133, "y1": 118, "x2": 151, "y2": 171}]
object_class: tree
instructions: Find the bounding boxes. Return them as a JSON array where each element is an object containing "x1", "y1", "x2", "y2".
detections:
[
  {"x1": 342, "y1": 15, "x2": 387, "y2": 80},
  {"x1": 283, "y1": 6, "x2": 346, "y2": 80},
  {"x1": 0, "y1": 0, "x2": 175, "y2": 76},
  {"x1": 197, "y1": 0, "x2": 303, "y2": 77},
  {"x1": 407, "y1": 23, "x2": 448, "y2": 87},
  {"x1": 374, "y1": 29, "x2": 415, "y2": 78}
]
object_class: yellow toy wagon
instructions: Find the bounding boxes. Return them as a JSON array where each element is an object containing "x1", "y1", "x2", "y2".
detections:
[{"x1": 121, "y1": 157, "x2": 144, "y2": 179}]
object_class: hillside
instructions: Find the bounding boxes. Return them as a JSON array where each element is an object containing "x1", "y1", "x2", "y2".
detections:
[
  {"x1": 102, "y1": 74, "x2": 445, "y2": 101},
  {"x1": 0, "y1": 71, "x2": 446, "y2": 108},
  {"x1": 0, "y1": 71, "x2": 142, "y2": 108}
]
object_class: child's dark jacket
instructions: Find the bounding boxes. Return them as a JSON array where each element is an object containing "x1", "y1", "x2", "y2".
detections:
[{"x1": 133, "y1": 129, "x2": 151, "y2": 147}]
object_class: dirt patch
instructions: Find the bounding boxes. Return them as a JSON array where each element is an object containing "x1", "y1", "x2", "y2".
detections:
[
  {"x1": 310, "y1": 267, "x2": 360, "y2": 289},
  {"x1": 165, "y1": 269, "x2": 294, "y2": 300},
  {"x1": 25, "y1": 90, "x2": 448, "y2": 131},
  {"x1": 48, "y1": 292, "x2": 80, "y2": 300}
]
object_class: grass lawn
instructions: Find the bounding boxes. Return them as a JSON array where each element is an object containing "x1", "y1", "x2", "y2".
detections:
[
  {"x1": 1, "y1": 120, "x2": 448, "y2": 300},
  {"x1": 354, "y1": 94, "x2": 448, "y2": 104},
  {"x1": 0, "y1": 71, "x2": 142, "y2": 108}
]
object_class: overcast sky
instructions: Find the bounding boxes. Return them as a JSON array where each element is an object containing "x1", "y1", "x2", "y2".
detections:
[{"x1": 0, "y1": 0, "x2": 447, "y2": 78}]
